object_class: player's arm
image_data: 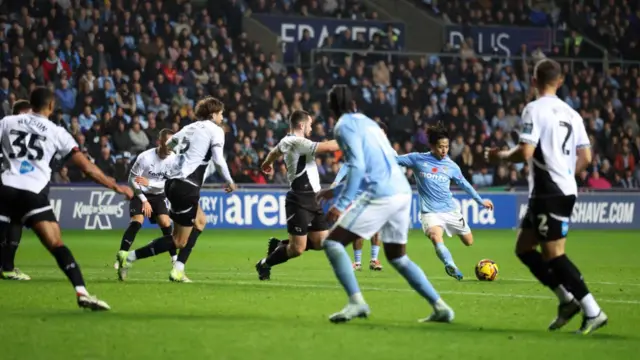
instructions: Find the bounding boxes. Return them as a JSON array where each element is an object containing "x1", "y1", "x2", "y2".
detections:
[
  {"x1": 333, "y1": 126, "x2": 365, "y2": 213},
  {"x1": 451, "y1": 163, "x2": 493, "y2": 210},
  {"x1": 211, "y1": 129, "x2": 235, "y2": 191},
  {"x1": 331, "y1": 162, "x2": 349, "y2": 188},
  {"x1": 314, "y1": 139, "x2": 339, "y2": 154},
  {"x1": 575, "y1": 119, "x2": 592, "y2": 173},
  {"x1": 396, "y1": 153, "x2": 416, "y2": 168},
  {"x1": 128, "y1": 157, "x2": 150, "y2": 201},
  {"x1": 57, "y1": 129, "x2": 131, "y2": 198},
  {"x1": 262, "y1": 146, "x2": 283, "y2": 171},
  {"x1": 490, "y1": 106, "x2": 537, "y2": 163}
]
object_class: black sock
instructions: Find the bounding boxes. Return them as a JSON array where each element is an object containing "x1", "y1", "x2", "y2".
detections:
[
  {"x1": 549, "y1": 254, "x2": 590, "y2": 300},
  {"x1": 265, "y1": 244, "x2": 289, "y2": 267},
  {"x1": 120, "y1": 221, "x2": 142, "y2": 251},
  {"x1": 0, "y1": 224, "x2": 21, "y2": 271},
  {"x1": 177, "y1": 229, "x2": 201, "y2": 265},
  {"x1": 134, "y1": 235, "x2": 176, "y2": 260},
  {"x1": 517, "y1": 250, "x2": 560, "y2": 289},
  {"x1": 51, "y1": 245, "x2": 86, "y2": 288},
  {"x1": 161, "y1": 226, "x2": 177, "y2": 257}
]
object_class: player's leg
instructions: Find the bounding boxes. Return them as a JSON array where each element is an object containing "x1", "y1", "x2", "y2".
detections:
[
  {"x1": 420, "y1": 213, "x2": 462, "y2": 280},
  {"x1": 115, "y1": 212, "x2": 144, "y2": 269},
  {"x1": 117, "y1": 180, "x2": 195, "y2": 280},
  {"x1": 382, "y1": 195, "x2": 454, "y2": 323},
  {"x1": 255, "y1": 204, "x2": 318, "y2": 280},
  {"x1": 369, "y1": 232, "x2": 382, "y2": 271},
  {"x1": 536, "y1": 198, "x2": 607, "y2": 334},
  {"x1": 0, "y1": 222, "x2": 30, "y2": 280},
  {"x1": 171, "y1": 207, "x2": 206, "y2": 282},
  {"x1": 352, "y1": 238, "x2": 363, "y2": 271}
]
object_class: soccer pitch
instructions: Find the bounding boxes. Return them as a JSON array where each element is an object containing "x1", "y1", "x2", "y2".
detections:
[{"x1": 1, "y1": 229, "x2": 638, "y2": 359}]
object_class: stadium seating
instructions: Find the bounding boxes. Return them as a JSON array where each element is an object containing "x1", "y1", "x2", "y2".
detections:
[{"x1": 0, "y1": 0, "x2": 638, "y2": 190}]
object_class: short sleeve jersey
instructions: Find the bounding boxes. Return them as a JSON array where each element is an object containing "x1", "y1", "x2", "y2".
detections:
[
  {"x1": 277, "y1": 134, "x2": 320, "y2": 193},
  {"x1": 519, "y1": 96, "x2": 590, "y2": 198},
  {"x1": 0, "y1": 114, "x2": 78, "y2": 193}
]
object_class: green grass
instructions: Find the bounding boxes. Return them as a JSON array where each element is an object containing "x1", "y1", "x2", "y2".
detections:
[{"x1": 1, "y1": 229, "x2": 639, "y2": 360}]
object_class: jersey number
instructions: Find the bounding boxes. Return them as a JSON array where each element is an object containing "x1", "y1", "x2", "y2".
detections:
[
  {"x1": 537, "y1": 214, "x2": 549, "y2": 237},
  {"x1": 177, "y1": 138, "x2": 190, "y2": 155},
  {"x1": 559, "y1": 121, "x2": 573, "y2": 155},
  {"x1": 8, "y1": 130, "x2": 46, "y2": 161}
]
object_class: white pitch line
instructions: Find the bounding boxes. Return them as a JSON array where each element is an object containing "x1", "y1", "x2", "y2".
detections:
[{"x1": 16, "y1": 269, "x2": 640, "y2": 305}]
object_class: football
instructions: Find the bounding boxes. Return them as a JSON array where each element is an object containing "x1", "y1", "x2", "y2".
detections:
[{"x1": 475, "y1": 259, "x2": 499, "y2": 281}]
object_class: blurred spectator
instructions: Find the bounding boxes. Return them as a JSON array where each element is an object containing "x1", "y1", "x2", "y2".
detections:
[
  {"x1": 129, "y1": 122, "x2": 150, "y2": 153},
  {"x1": 95, "y1": 147, "x2": 116, "y2": 178},
  {"x1": 587, "y1": 171, "x2": 612, "y2": 189}
]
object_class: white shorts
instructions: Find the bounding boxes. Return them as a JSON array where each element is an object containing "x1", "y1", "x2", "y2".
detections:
[
  {"x1": 335, "y1": 193, "x2": 411, "y2": 244},
  {"x1": 420, "y1": 211, "x2": 471, "y2": 238}
]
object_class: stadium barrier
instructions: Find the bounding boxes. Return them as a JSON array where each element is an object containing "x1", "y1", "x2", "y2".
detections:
[{"x1": 50, "y1": 187, "x2": 639, "y2": 230}]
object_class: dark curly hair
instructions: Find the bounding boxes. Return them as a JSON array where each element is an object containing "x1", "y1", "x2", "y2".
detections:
[{"x1": 427, "y1": 122, "x2": 449, "y2": 146}]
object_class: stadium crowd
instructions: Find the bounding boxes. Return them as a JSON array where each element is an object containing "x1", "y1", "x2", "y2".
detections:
[{"x1": 0, "y1": 0, "x2": 639, "y2": 190}]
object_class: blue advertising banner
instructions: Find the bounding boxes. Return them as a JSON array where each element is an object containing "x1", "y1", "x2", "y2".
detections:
[
  {"x1": 47, "y1": 187, "x2": 640, "y2": 231},
  {"x1": 253, "y1": 14, "x2": 405, "y2": 63},
  {"x1": 445, "y1": 25, "x2": 557, "y2": 56}
]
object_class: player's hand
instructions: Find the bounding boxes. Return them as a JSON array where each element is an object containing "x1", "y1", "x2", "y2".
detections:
[
  {"x1": 142, "y1": 201, "x2": 153, "y2": 218},
  {"x1": 224, "y1": 182, "x2": 237, "y2": 193},
  {"x1": 482, "y1": 199, "x2": 494, "y2": 211},
  {"x1": 316, "y1": 188, "x2": 335, "y2": 205},
  {"x1": 485, "y1": 147, "x2": 502, "y2": 164},
  {"x1": 326, "y1": 205, "x2": 342, "y2": 223},
  {"x1": 115, "y1": 185, "x2": 134, "y2": 200},
  {"x1": 135, "y1": 176, "x2": 150, "y2": 186},
  {"x1": 261, "y1": 163, "x2": 274, "y2": 175}
]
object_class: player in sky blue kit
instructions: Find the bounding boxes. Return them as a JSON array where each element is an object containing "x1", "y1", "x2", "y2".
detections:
[
  {"x1": 396, "y1": 123, "x2": 494, "y2": 280},
  {"x1": 330, "y1": 121, "x2": 389, "y2": 271},
  {"x1": 316, "y1": 85, "x2": 454, "y2": 324}
]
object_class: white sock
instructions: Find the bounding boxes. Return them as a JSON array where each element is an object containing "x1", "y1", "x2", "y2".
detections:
[
  {"x1": 433, "y1": 297, "x2": 447, "y2": 310},
  {"x1": 579, "y1": 293, "x2": 601, "y2": 317},
  {"x1": 174, "y1": 261, "x2": 185, "y2": 272},
  {"x1": 171, "y1": 255, "x2": 178, "y2": 263},
  {"x1": 370, "y1": 245, "x2": 380, "y2": 261},
  {"x1": 349, "y1": 292, "x2": 366, "y2": 305},
  {"x1": 553, "y1": 285, "x2": 574, "y2": 303},
  {"x1": 75, "y1": 286, "x2": 88, "y2": 296},
  {"x1": 127, "y1": 252, "x2": 137, "y2": 262}
]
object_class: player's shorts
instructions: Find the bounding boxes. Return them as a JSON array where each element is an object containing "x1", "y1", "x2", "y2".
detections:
[
  {"x1": 335, "y1": 192, "x2": 412, "y2": 244},
  {"x1": 520, "y1": 195, "x2": 576, "y2": 242},
  {"x1": 420, "y1": 210, "x2": 471, "y2": 237},
  {"x1": 129, "y1": 193, "x2": 169, "y2": 224},
  {"x1": 164, "y1": 179, "x2": 200, "y2": 227},
  {"x1": 0, "y1": 185, "x2": 57, "y2": 228},
  {"x1": 285, "y1": 191, "x2": 329, "y2": 236}
]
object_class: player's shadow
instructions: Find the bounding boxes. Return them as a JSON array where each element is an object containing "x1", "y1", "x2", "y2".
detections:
[{"x1": 348, "y1": 320, "x2": 631, "y2": 341}]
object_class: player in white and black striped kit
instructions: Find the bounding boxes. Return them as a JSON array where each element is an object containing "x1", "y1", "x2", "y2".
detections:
[
  {"x1": 0, "y1": 87, "x2": 133, "y2": 310},
  {"x1": 487, "y1": 59, "x2": 607, "y2": 335},
  {"x1": 255, "y1": 110, "x2": 339, "y2": 280},
  {"x1": 116, "y1": 97, "x2": 235, "y2": 283},
  {"x1": 115, "y1": 128, "x2": 178, "y2": 269}
]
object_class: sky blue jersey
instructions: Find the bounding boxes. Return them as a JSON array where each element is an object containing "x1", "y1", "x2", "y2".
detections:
[
  {"x1": 396, "y1": 152, "x2": 484, "y2": 214},
  {"x1": 332, "y1": 113, "x2": 411, "y2": 211}
]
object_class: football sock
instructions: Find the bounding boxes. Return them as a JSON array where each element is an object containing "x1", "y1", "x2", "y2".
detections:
[
  {"x1": 391, "y1": 255, "x2": 440, "y2": 305},
  {"x1": 131, "y1": 235, "x2": 175, "y2": 261},
  {"x1": 549, "y1": 254, "x2": 601, "y2": 317},
  {"x1": 161, "y1": 226, "x2": 177, "y2": 258},
  {"x1": 1, "y1": 223, "x2": 22, "y2": 271},
  {"x1": 177, "y1": 228, "x2": 201, "y2": 265},
  {"x1": 119, "y1": 221, "x2": 142, "y2": 251},
  {"x1": 51, "y1": 245, "x2": 86, "y2": 289},
  {"x1": 517, "y1": 250, "x2": 573, "y2": 302},
  {"x1": 264, "y1": 243, "x2": 289, "y2": 267},
  {"x1": 323, "y1": 239, "x2": 363, "y2": 302},
  {"x1": 353, "y1": 249, "x2": 362, "y2": 264},
  {"x1": 434, "y1": 242, "x2": 456, "y2": 267},
  {"x1": 370, "y1": 245, "x2": 380, "y2": 261}
]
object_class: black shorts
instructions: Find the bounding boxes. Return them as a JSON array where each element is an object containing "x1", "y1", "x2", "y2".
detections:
[
  {"x1": 520, "y1": 195, "x2": 576, "y2": 242},
  {"x1": 0, "y1": 185, "x2": 57, "y2": 228},
  {"x1": 285, "y1": 191, "x2": 329, "y2": 236},
  {"x1": 129, "y1": 193, "x2": 169, "y2": 224},
  {"x1": 165, "y1": 179, "x2": 200, "y2": 227}
]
